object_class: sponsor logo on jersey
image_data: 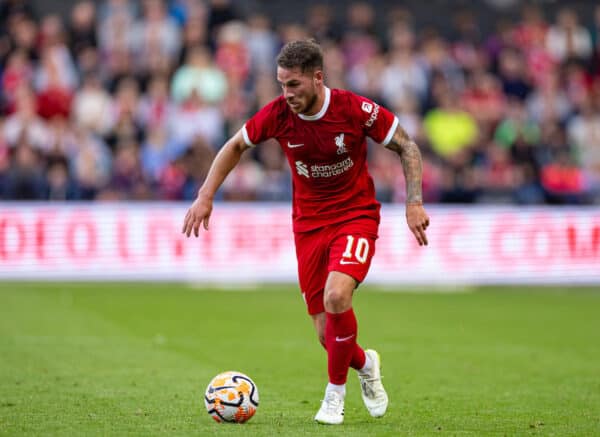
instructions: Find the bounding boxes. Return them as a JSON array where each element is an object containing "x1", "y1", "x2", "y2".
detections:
[
  {"x1": 295, "y1": 160, "x2": 309, "y2": 178},
  {"x1": 365, "y1": 103, "x2": 380, "y2": 127},
  {"x1": 361, "y1": 101, "x2": 373, "y2": 113},
  {"x1": 335, "y1": 133, "x2": 348, "y2": 155},
  {"x1": 295, "y1": 158, "x2": 354, "y2": 179},
  {"x1": 311, "y1": 157, "x2": 354, "y2": 178}
]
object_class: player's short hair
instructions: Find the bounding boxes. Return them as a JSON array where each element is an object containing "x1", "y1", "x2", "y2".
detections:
[{"x1": 276, "y1": 39, "x2": 323, "y2": 73}]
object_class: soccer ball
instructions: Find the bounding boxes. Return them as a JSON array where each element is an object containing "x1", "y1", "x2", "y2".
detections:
[{"x1": 204, "y1": 371, "x2": 259, "y2": 423}]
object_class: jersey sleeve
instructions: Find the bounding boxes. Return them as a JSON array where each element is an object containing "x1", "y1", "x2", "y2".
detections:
[
  {"x1": 350, "y1": 93, "x2": 399, "y2": 146},
  {"x1": 242, "y1": 98, "x2": 283, "y2": 147}
]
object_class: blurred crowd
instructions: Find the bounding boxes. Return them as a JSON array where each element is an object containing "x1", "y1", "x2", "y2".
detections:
[{"x1": 1, "y1": 0, "x2": 600, "y2": 204}]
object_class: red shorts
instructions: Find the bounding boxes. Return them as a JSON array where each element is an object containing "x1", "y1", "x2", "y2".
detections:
[{"x1": 294, "y1": 217, "x2": 379, "y2": 315}]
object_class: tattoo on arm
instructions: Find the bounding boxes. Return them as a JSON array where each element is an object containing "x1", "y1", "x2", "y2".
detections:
[{"x1": 385, "y1": 125, "x2": 423, "y2": 204}]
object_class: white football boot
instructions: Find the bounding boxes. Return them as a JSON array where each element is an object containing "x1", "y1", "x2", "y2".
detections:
[
  {"x1": 314, "y1": 390, "x2": 345, "y2": 425},
  {"x1": 358, "y1": 349, "x2": 389, "y2": 417}
]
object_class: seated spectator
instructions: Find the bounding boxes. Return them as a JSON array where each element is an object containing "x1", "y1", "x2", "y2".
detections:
[
  {"x1": 45, "y1": 156, "x2": 81, "y2": 200},
  {"x1": 130, "y1": 0, "x2": 181, "y2": 75},
  {"x1": 423, "y1": 89, "x2": 479, "y2": 160},
  {"x1": 105, "y1": 76, "x2": 144, "y2": 149},
  {"x1": 546, "y1": 7, "x2": 592, "y2": 62},
  {"x1": 1, "y1": 50, "x2": 34, "y2": 110},
  {"x1": 72, "y1": 73, "x2": 113, "y2": 135},
  {"x1": 171, "y1": 45, "x2": 228, "y2": 104},
  {"x1": 496, "y1": 47, "x2": 532, "y2": 101},
  {"x1": 3, "y1": 141, "x2": 48, "y2": 200},
  {"x1": 138, "y1": 74, "x2": 173, "y2": 130},
  {"x1": 380, "y1": 23, "x2": 428, "y2": 106},
  {"x1": 541, "y1": 150, "x2": 586, "y2": 204},
  {"x1": 567, "y1": 97, "x2": 600, "y2": 199},
  {"x1": 70, "y1": 128, "x2": 112, "y2": 199},
  {"x1": 215, "y1": 20, "x2": 250, "y2": 88},
  {"x1": 140, "y1": 127, "x2": 186, "y2": 183},
  {"x1": 526, "y1": 69, "x2": 572, "y2": 124},
  {"x1": 477, "y1": 141, "x2": 521, "y2": 203},
  {"x1": 2, "y1": 85, "x2": 50, "y2": 151},
  {"x1": 168, "y1": 90, "x2": 224, "y2": 150},
  {"x1": 494, "y1": 98, "x2": 540, "y2": 150},
  {"x1": 461, "y1": 70, "x2": 506, "y2": 131}
]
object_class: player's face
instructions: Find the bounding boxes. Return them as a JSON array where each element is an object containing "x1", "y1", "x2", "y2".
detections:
[{"x1": 277, "y1": 66, "x2": 322, "y2": 115}]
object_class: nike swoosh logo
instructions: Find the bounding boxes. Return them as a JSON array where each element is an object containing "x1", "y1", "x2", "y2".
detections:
[
  {"x1": 287, "y1": 142, "x2": 304, "y2": 148},
  {"x1": 340, "y1": 259, "x2": 359, "y2": 265},
  {"x1": 335, "y1": 334, "x2": 355, "y2": 342}
]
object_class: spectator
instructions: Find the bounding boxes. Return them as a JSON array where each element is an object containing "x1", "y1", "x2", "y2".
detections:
[
  {"x1": 494, "y1": 98, "x2": 540, "y2": 150},
  {"x1": 567, "y1": 97, "x2": 600, "y2": 199},
  {"x1": 541, "y1": 150, "x2": 586, "y2": 204},
  {"x1": 169, "y1": 89, "x2": 224, "y2": 150},
  {"x1": 246, "y1": 14, "x2": 279, "y2": 75},
  {"x1": 2, "y1": 85, "x2": 49, "y2": 151},
  {"x1": 380, "y1": 23, "x2": 428, "y2": 106},
  {"x1": 496, "y1": 47, "x2": 532, "y2": 101},
  {"x1": 546, "y1": 7, "x2": 593, "y2": 63},
  {"x1": 1, "y1": 50, "x2": 34, "y2": 109},
  {"x1": 45, "y1": 156, "x2": 81, "y2": 200},
  {"x1": 68, "y1": 1, "x2": 98, "y2": 57},
  {"x1": 130, "y1": 0, "x2": 181, "y2": 75},
  {"x1": 423, "y1": 89, "x2": 479, "y2": 160},
  {"x1": 171, "y1": 45, "x2": 228, "y2": 104},
  {"x1": 3, "y1": 142, "x2": 48, "y2": 200},
  {"x1": 72, "y1": 73, "x2": 113, "y2": 135}
]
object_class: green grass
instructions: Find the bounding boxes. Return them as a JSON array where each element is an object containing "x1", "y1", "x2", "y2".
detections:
[{"x1": 1, "y1": 283, "x2": 599, "y2": 436}]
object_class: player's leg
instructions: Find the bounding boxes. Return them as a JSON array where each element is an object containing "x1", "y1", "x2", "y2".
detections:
[
  {"x1": 295, "y1": 228, "x2": 347, "y2": 424},
  {"x1": 311, "y1": 312, "x2": 366, "y2": 371},
  {"x1": 322, "y1": 271, "x2": 360, "y2": 388},
  {"x1": 314, "y1": 270, "x2": 355, "y2": 425},
  {"x1": 324, "y1": 218, "x2": 388, "y2": 419}
]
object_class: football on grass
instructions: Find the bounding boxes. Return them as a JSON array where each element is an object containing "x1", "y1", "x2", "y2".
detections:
[{"x1": 204, "y1": 371, "x2": 259, "y2": 423}]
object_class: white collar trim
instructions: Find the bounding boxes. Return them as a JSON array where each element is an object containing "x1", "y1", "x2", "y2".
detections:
[{"x1": 298, "y1": 87, "x2": 331, "y2": 121}]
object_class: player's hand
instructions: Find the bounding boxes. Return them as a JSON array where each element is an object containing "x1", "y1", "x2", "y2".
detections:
[
  {"x1": 182, "y1": 194, "x2": 213, "y2": 237},
  {"x1": 406, "y1": 203, "x2": 430, "y2": 246}
]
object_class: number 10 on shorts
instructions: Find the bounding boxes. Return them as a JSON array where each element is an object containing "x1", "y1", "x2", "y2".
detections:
[{"x1": 342, "y1": 235, "x2": 370, "y2": 264}]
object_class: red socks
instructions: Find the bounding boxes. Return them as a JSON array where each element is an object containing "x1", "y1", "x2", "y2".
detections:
[{"x1": 324, "y1": 308, "x2": 366, "y2": 384}]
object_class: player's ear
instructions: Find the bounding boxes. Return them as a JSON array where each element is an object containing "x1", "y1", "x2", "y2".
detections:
[{"x1": 313, "y1": 70, "x2": 324, "y2": 86}]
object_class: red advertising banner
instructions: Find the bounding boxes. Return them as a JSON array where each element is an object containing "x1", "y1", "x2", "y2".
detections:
[{"x1": 0, "y1": 203, "x2": 598, "y2": 285}]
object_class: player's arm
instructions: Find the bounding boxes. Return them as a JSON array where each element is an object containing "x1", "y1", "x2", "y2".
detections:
[
  {"x1": 182, "y1": 129, "x2": 251, "y2": 237},
  {"x1": 385, "y1": 125, "x2": 430, "y2": 246}
]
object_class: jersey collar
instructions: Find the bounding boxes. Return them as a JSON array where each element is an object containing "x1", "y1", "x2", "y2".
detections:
[{"x1": 298, "y1": 87, "x2": 330, "y2": 121}]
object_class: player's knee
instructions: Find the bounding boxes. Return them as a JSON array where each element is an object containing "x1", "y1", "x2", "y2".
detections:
[{"x1": 324, "y1": 287, "x2": 351, "y2": 312}]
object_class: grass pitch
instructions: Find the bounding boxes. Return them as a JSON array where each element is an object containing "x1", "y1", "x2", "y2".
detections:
[{"x1": 1, "y1": 282, "x2": 599, "y2": 436}]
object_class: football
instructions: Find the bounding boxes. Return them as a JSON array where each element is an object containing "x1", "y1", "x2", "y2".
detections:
[{"x1": 204, "y1": 371, "x2": 259, "y2": 423}]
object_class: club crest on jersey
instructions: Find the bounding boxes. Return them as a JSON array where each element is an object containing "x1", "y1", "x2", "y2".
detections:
[{"x1": 335, "y1": 133, "x2": 348, "y2": 155}]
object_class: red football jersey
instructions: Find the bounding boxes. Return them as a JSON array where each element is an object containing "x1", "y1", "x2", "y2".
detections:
[{"x1": 242, "y1": 87, "x2": 399, "y2": 232}]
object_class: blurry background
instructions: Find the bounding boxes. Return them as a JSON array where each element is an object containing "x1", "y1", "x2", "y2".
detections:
[{"x1": 0, "y1": 0, "x2": 599, "y2": 284}]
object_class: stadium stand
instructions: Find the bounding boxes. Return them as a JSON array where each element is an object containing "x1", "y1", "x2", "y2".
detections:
[{"x1": 1, "y1": 0, "x2": 599, "y2": 204}]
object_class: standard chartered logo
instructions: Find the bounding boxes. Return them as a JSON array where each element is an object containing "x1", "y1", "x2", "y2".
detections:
[
  {"x1": 295, "y1": 158, "x2": 354, "y2": 179},
  {"x1": 295, "y1": 161, "x2": 309, "y2": 178}
]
